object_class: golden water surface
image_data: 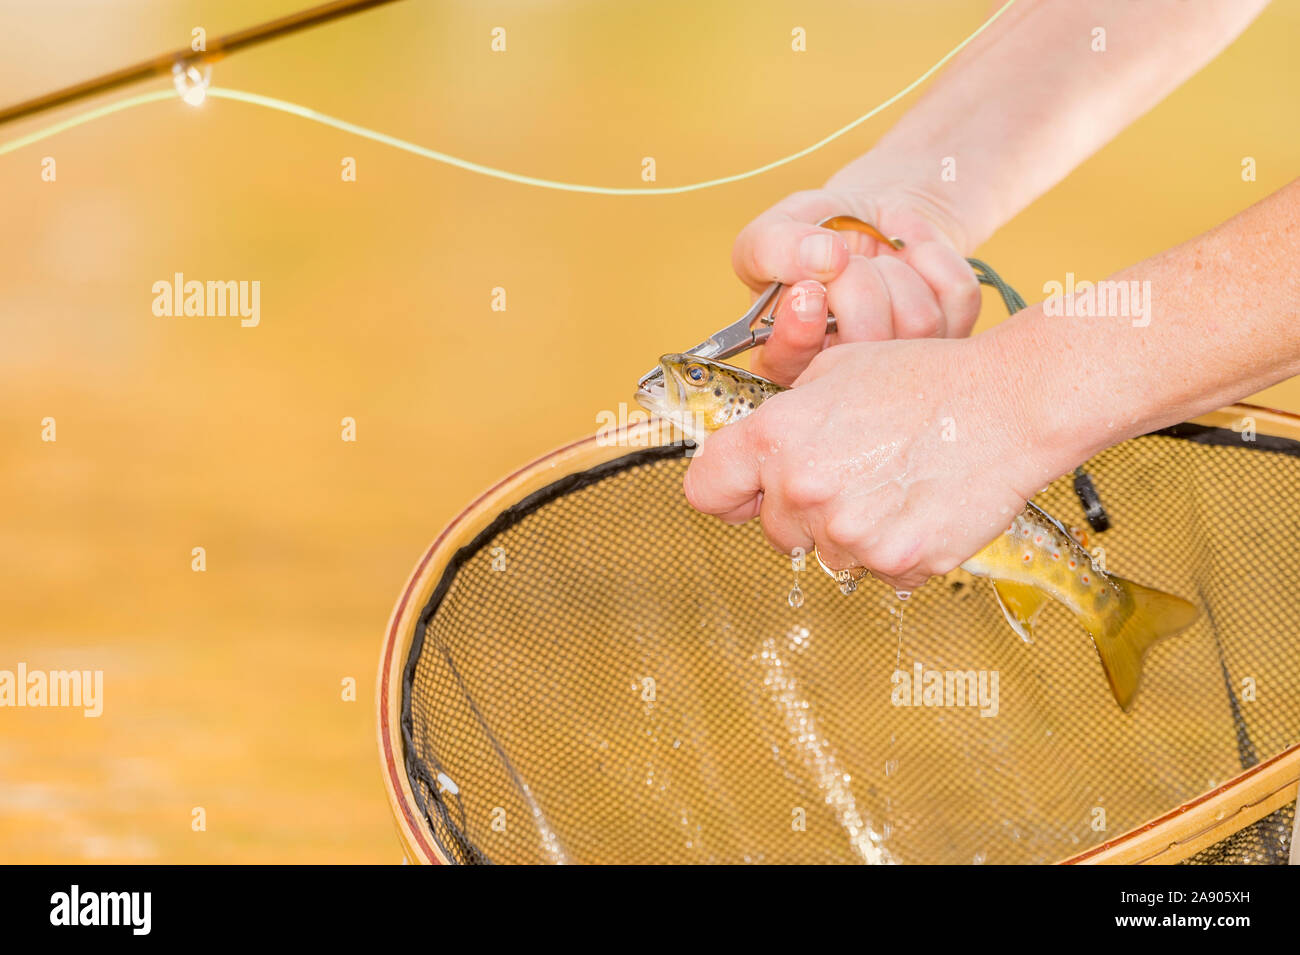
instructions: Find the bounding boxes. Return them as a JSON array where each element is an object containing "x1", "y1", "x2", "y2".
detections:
[{"x1": 1, "y1": 0, "x2": 1297, "y2": 862}]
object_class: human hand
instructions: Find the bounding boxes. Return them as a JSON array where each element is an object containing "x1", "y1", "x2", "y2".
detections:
[
  {"x1": 682, "y1": 334, "x2": 1050, "y2": 591},
  {"x1": 733, "y1": 185, "x2": 982, "y2": 386}
]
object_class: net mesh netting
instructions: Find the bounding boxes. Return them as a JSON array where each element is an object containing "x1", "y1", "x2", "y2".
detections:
[
  {"x1": 400, "y1": 423, "x2": 1300, "y2": 864},
  {"x1": 1183, "y1": 803, "x2": 1294, "y2": 865}
]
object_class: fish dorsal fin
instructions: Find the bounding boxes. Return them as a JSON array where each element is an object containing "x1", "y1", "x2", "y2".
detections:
[{"x1": 991, "y1": 581, "x2": 1049, "y2": 644}]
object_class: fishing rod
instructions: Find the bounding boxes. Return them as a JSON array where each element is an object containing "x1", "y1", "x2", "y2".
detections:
[{"x1": 0, "y1": 0, "x2": 408, "y2": 128}]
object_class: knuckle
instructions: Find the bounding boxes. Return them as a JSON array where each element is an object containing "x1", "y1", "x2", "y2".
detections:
[
  {"x1": 803, "y1": 348, "x2": 837, "y2": 378},
  {"x1": 760, "y1": 515, "x2": 803, "y2": 557},
  {"x1": 782, "y1": 470, "x2": 835, "y2": 509},
  {"x1": 927, "y1": 554, "x2": 960, "y2": 578},
  {"x1": 823, "y1": 512, "x2": 870, "y2": 551},
  {"x1": 766, "y1": 396, "x2": 802, "y2": 430},
  {"x1": 784, "y1": 189, "x2": 828, "y2": 212},
  {"x1": 902, "y1": 306, "x2": 943, "y2": 338},
  {"x1": 870, "y1": 540, "x2": 923, "y2": 580},
  {"x1": 750, "y1": 398, "x2": 799, "y2": 443},
  {"x1": 737, "y1": 415, "x2": 772, "y2": 453},
  {"x1": 956, "y1": 270, "x2": 982, "y2": 319},
  {"x1": 742, "y1": 235, "x2": 769, "y2": 282},
  {"x1": 734, "y1": 223, "x2": 773, "y2": 282},
  {"x1": 872, "y1": 553, "x2": 914, "y2": 580},
  {"x1": 719, "y1": 502, "x2": 759, "y2": 526}
]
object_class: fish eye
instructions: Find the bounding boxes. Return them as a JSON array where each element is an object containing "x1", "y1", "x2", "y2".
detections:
[{"x1": 685, "y1": 363, "x2": 709, "y2": 384}]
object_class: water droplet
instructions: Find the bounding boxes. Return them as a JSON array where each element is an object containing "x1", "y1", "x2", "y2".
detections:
[{"x1": 172, "y1": 62, "x2": 212, "y2": 107}]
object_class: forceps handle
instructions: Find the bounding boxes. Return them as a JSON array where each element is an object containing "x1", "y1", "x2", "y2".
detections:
[{"x1": 747, "y1": 314, "x2": 839, "y2": 351}]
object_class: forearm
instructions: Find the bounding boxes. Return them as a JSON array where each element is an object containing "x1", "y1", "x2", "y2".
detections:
[
  {"x1": 827, "y1": 0, "x2": 1269, "y2": 252},
  {"x1": 990, "y1": 178, "x2": 1300, "y2": 489}
]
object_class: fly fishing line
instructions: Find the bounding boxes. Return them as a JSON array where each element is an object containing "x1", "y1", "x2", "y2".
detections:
[{"x1": 0, "y1": 1, "x2": 1021, "y2": 194}]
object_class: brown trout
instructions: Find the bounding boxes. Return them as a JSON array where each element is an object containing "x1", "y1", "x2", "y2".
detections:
[{"x1": 636, "y1": 353, "x2": 1198, "y2": 712}]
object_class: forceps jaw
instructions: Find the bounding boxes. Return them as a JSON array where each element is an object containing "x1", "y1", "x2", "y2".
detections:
[{"x1": 636, "y1": 280, "x2": 784, "y2": 389}]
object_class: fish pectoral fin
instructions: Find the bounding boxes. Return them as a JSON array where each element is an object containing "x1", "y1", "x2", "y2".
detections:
[
  {"x1": 991, "y1": 581, "x2": 1049, "y2": 644},
  {"x1": 1080, "y1": 577, "x2": 1199, "y2": 713}
]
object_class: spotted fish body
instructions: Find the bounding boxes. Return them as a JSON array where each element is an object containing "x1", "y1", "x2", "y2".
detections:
[
  {"x1": 635, "y1": 354, "x2": 1199, "y2": 712},
  {"x1": 636, "y1": 353, "x2": 783, "y2": 442},
  {"x1": 966, "y1": 503, "x2": 1120, "y2": 639}
]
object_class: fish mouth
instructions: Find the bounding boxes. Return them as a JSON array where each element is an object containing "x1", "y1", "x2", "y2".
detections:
[
  {"x1": 634, "y1": 360, "x2": 681, "y2": 418},
  {"x1": 634, "y1": 376, "x2": 666, "y2": 417},
  {"x1": 635, "y1": 359, "x2": 711, "y2": 443}
]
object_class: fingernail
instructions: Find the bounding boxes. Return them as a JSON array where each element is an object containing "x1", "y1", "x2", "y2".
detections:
[
  {"x1": 798, "y1": 233, "x2": 836, "y2": 274},
  {"x1": 790, "y1": 284, "x2": 826, "y2": 321}
]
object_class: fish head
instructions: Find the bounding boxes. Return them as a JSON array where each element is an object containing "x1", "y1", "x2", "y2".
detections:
[{"x1": 635, "y1": 354, "x2": 782, "y2": 442}]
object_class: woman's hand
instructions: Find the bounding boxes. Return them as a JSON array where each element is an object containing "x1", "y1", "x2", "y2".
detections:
[
  {"x1": 682, "y1": 333, "x2": 1053, "y2": 592},
  {"x1": 734, "y1": 184, "x2": 982, "y2": 386}
]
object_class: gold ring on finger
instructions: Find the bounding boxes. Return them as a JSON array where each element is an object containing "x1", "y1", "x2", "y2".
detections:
[{"x1": 814, "y1": 545, "x2": 872, "y2": 596}]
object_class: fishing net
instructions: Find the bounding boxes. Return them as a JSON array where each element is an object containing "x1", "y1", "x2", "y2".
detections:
[
  {"x1": 380, "y1": 410, "x2": 1300, "y2": 864},
  {"x1": 1183, "y1": 803, "x2": 1294, "y2": 865}
]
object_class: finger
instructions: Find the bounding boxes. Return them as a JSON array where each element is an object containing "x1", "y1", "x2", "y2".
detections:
[
  {"x1": 733, "y1": 214, "x2": 852, "y2": 293},
  {"x1": 860, "y1": 533, "x2": 929, "y2": 592},
  {"x1": 809, "y1": 536, "x2": 861, "y2": 580},
  {"x1": 715, "y1": 496, "x2": 762, "y2": 526},
  {"x1": 905, "y1": 240, "x2": 981, "y2": 338},
  {"x1": 682, "y1": 421, "x2": 761, "y2": 518},
  {"x1": 873, "y1": 256, "x2": 946, "y2": 338},
  {"x1": 758, "y1": 488, "x2": 814, "y2": 559},
  {"x1": 751, "y1": 280, "x2": 829, "y2": 385},
  {"x1": 822, "y1": 255, "x2": 895, "y2": 342},
  {"x1": 868, "y1": 569, "x2": 932, "y2": 592}
]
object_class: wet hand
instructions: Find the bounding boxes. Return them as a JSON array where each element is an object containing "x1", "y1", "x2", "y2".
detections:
[
  {"x1": 682, "y1": 337, "x2": 1045, "y2": 592},
  {"x1": 733, "y1": 187, "x2": 982, "y2": 386}
]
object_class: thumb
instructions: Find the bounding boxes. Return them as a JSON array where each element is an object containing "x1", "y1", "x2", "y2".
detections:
[
  {"x1": 682, "y1": 420, "x2": 762, "y2": 523},
  {"x1": 751, "y1": 280, "x2": 829, "y2": 386}
]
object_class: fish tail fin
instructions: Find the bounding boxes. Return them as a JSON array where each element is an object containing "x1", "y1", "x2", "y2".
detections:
[{"x1": 1080, "y1": 577, "x2": 1199, "y2": 712}]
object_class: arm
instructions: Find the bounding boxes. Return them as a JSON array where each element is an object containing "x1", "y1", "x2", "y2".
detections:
[
  {"x1": 747, "y1": 0, "x2": 1271, "y2": 381},
  {"x1": 1003, "y1": 178, "x2": 1300, "y2": 490},
  {"x1": 831, "y1": 0, "x2": 1272, "y2": 251}
]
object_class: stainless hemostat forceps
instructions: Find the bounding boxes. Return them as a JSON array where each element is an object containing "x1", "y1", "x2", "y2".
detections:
[{"x1": 636, "y1": 215, "x2": 905, "y2": 392}]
